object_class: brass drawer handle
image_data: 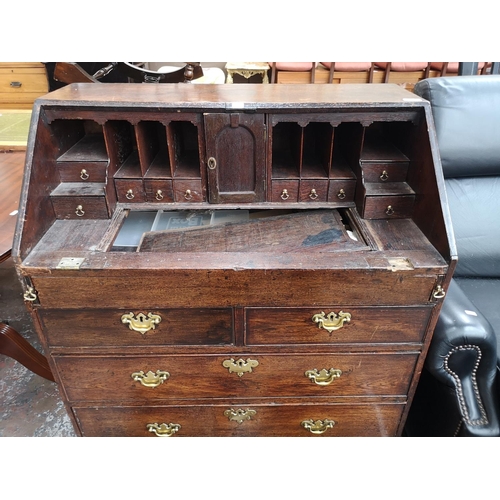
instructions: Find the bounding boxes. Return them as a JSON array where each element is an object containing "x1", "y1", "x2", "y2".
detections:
[
  {"x1": 184, "y1": 189, "x2": 193, "y2": 201},
  {"x1": 207, "y1": 157, "x2": 217, "y2": 170},
  {"x1": 224, "y1": 408, "x2": 257, "y2": 424},
  {"x1": 433, "y1": 285, "x2": 446, "y2": 299},
  {"x1": 305, "y1": 368, "x2": 342, "y2": 386},
  {"x1": 380, "y1": 170, "x2": 389, "y2": 181},
  {"x1": 337, "y1": 188, "x2": 346, "y2": 200},
  {"x1": 155, "y1": 189, "x2": 164, "y2": 201},
  {"x1": 146, "y1": 422, "x2": 181, "y2": 437},
  {"x1": 301, "y1": 418, "x2": 336, "y2": 435},
  {"x1": 280, "y1": 189, "x2": 290, "y2": 200},
  {"x1": 312, "y1": 311, "x2": 351, "y2": 333},
  {"x1": 309, "y1": 188, "x2": 318, "y2": 200},
  {"x1": 121, "y1": 312, "x2": 162, "y2": 334},
  {"x1": 75, "y1": 205, "x2": 85, "y2": 217},
  {"x1": 23, "y1": 286, "x2": 38, "y2": 302},
  {"x1": 80, "y1": 169, "x2": 89, "y2": 180},
  {"x1": 126, "y1": 189, "x2": 135, "y2": 200},
  {"x1": 222, "y1": 358, "x2": 259, "y2": 377},
  {"x1": 131, "y1": 370, "x2": 170, "y2": 388},
  {"x1": 10, "y1": 81, "x2": 22, "y2": 88},
  {"x1": 385, "y1": 205, "x2": 394, "y2": 216}
]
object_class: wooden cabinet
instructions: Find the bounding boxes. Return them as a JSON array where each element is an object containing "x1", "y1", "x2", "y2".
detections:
[
  {"x1": 0, "y1": 63, "x2": 48, "y2": 109},
  {"x1": 12, "y1": 83, "x2": 456, "y2": 437}
]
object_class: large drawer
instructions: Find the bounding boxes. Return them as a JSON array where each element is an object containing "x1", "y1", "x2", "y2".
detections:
[
  {"x1": 39, "y1": 308, "x2": 234, "y2": 347},
  {"x1": 74, "y1": 402, "x2": 405, "y2": 437},
  {"x1": 54, "y1": 352, "x2": 418, "y2": 402},
  {"x1": 245, "y1": 306, "x2": 432, "y2": 345}
]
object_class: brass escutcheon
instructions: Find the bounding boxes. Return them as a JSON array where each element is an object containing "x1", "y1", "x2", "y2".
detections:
[
  {"x1": 305, "y1": 368, "x2": 343, "y2": 386},
  {"x1": 155, "y1": 189, "x2": 163, "y2": 201},
  {"x1": 80, "y1": 169, "x2": 89, "y2": 180},
  {"x1": 224, "y1": 408, "x2": 257, "y2": 424},
  {"x1": 301, "y1": 418, "x2": 336, "y2": 435},
  {"x1": 222, "y1": 358, "x2": 259, "y2": 377},
  {"x1": 337, "y1": 188, "x2": 346, "y2": 200},
  {"x1": 131, "y1": 370, "x2": 170, "y2": 388},
  {"x1": 207, "y1": 157, "x2": 217, "y2": 170},
  {"x1": 380, "y1": 170, "x2": 389, "y2": 181},
  {"x1": 312, "y1": 311, "x2": 351, "y2": 333},
  {"x1": 23, "y1": 286, "x2": 38, "y2": 302},
  {"x1": 121, "y1": 312, "x2": 162, "y2": 334},
  {"x1": 146, "y1": 422, "x2": 181, "y2": 437},
  {"x1": 309, "y1": 188, "x2": 318, "y2": 200},
  {"x1": 281, "y1": 189, "x2": 289, "y2": 200},
  {"x1": 126, "y1": 189, "x2": 134, "y2": 200},
  {"x1": 75, "y1": 205, "x2": 85, "y2": 217}
]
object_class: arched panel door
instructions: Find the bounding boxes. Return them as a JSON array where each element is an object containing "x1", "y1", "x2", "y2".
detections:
[{"x1": 204, "y1": 113, "x2": 266, "y2": 203}]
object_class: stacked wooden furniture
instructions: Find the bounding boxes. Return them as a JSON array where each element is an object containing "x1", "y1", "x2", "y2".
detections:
[{"x1": 12, "y1": 83, "x2": 456, "y2": 437}]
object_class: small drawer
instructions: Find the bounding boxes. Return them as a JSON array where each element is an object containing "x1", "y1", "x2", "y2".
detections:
[
  {"x1": 57, "y1": 161, "x2": 108, "y2": 183},
  {"x1": 114, "y1": 179, "x2": 146, "y2": 203},
  {"x1": 360, "y1": 162, "x2": 409, "y2": 183},
  {"x1": 51, "y1": 196, "x2": 109, "y2": 219},
  {"x1": 173, "y1": 179, "x2": 204, "y2": 202},
  {"x1": 327, "y1": 179, "x2": 356, "y2": 202},
  {"x1": 54, "y1": 352, "x2": 417, "y2": 403},
  {"x1": 74, "y1": 402, "x2": 405, "y2": 436},
  {"x1": 299, "y1": 179, "x2": 329, "y2": 202},
  {"x1": 246, "y1": 306, "x2": 432, "y2": 345},
  {"x1": 144, "y1": 179, "x2": 174, "y2": 203},
  {"x1": 271, "y1": 180, "x2": 299, "y2": 202},
  {"x1": 40, "y1": 307, "x2": 234, "y2": 348},
  {"x1": 362, "y1": 195, "x2": 415, "y2": 219}
]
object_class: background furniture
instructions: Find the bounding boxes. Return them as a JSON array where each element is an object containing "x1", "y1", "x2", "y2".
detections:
[
  {"x1": 405, "y1": 75, "x2": 500, "y2": 437},
  {"x1": 0, "y1": 63, "x2": 48, "y2": 109},
  {"x1": 12, "y1": 83, "x2": 454, "y2": 437},
  {"x1": 225, "y1": 62, "x2": 269, "y2": 83}
]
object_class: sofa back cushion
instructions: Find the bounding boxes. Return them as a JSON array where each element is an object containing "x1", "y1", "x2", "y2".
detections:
[{"x1": 414, "y1": 75, "x2": 500, "y2": 178}]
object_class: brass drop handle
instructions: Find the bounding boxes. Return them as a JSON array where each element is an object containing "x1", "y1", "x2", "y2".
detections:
[
  {"x1": 305, "y1": 368, "x2": 342, "y2": 386},
  {"x1": 121, "y1": 312, "x2": 162, "y2": 334},
  {"x1": 385, "y1": 205, "x2": 394, "y2": 216},
  {"x1": 23, "y1": 286, "x2": 38, "y2": 302},
  {"x1": 280, "y1": 189, "x2": 290, "y2": 201},
  {"x1": 222, "y1": 358, "x2": 259, "y2": 377},
  {"x1": 126, "y1": 189, "x2": 134, "y2": 200},
  {"x1": 80, "y1": 169, "x2": 89, "y2": 180},
  {"x1": 155, "y1": 189, "x2": 164, "y2": 201},
  {"x1": 337, "y1": 188, "x2": 346, "y2": 200},
  {"x1": 224, "y1": 408, "x2": 257, "y2": 424},
  {"x1": 131, "y1": 370, "x2": 170, "y2": 388},
  {"x1": 75, "y1": 205, "x2": 85, "y2": 217},
  {"x1": 301, "y1": 419, "x2": 336, "y2": 435},
  {"x1": 433, "y1": 285, "x2": 446, "y2": 299},
  {"x1": 184, "y1": 189, "x2": 193, "y2": 201},
  {"x1": 380, "y1": 170, "x2": 389, "y2": 181},
  {"x1": 309, "y1": 188, "x2": 318, "y2": 200},
  {"x1": 146, "y1": 423, "x2": 181, "y2": 437},
  {"x1": 312, "y1": 311, "x2": 351, "y2": 333},
  {"x1": 207, "y1": 157, "x2": 217, "y2": 170}
]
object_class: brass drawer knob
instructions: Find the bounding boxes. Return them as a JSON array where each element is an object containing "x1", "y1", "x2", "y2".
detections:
[
  {"x1": 337, "y1": 188, "x2": 346, "y2": 200},
  {"x1": 121, "y1": 312, "x2": 162, "y2": 334},
  {"x1": 385, "y1": 205, "x2": 394, "y2": 216},
  {"x1": 80, "y1": 169, "x2": 89, "y2": 180},
  {"x1": 312, "y1": 311, "x2": 351, "y2": 333},
  {"x1": 155, "y1": 189, "x2": 164, "y2": 201},
  {"x1": 146, "y1": 422, "x2": 181, "y2": 437},
  {"x1": 75, "y1": 205, "x2": 85, "y2": 217},
  {"x1": 280, "y1": 189, "x2": 290, "y2": 200},
  {"x1": 131, "y1": 370, "x2": 170, "y2": 388},
  {"x1": 380, "y1": 170, "x2": 389, "y2": 181},
  {"x1": 433, "y1": 285, "x2": 446, "y2": 299},
  {"x1": 301, "y1": 418, "x2": 336, "y2": 435},
  {"x1": 126, "y1": 189, "x2": 135, "y2": 200},
  {"x1": 184, "y1": 189, "x2": 193, "y2": 201},
  {"x1": 224, "y1": 408, "x2": 257, "y2": 424},
  {"x1": 222, "y1": 358, "x2": 259, "y2": 377},
  {"x1": 309, "y1": 188, "x2": 319, "y2": 200},
  {"x1": 305, "y1": 368, "x2": 342, "y2": 386}
]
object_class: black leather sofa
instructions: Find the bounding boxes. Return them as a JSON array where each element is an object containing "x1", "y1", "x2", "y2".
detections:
[{"x1": 405, "y1": 75, "x2": 500, "y2": 436}]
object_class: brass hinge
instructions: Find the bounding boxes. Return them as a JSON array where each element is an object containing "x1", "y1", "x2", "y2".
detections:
[{"x1": 56, "y1": 257, "x2": 85, "y2": 270}]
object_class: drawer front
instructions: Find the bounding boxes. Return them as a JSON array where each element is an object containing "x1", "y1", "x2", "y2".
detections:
[
  {"x1": 362, "y1": 195, "x2": 415, "y2": 219},
  {"x1": 173, "y1": 179, "x2": 204, "y2": 202},
  {"x1": 40, "y1": 308, "x2": 234, "y2": 347},
  {"x1": 114, "y1": 179, "x2": 146, "y2": 203},
  {"x1": 327, "y1": 179, "x2": 356, "y2": 202},
  {"x1": 299, "y1": 179, "x2": 329, "y2": 202},
  {"x1": 54, "y1": 353, "x2": 417, "y2": 402},
  {"x1": 271, "y1": 180, "x2": 299, "y2": 202},
  {"x1": 144, "y1": 179, "x2": 174, "y2": 203},
  {"x1": 51, "y1": 196, "x2": 109, "y2": 219},
  {"x1": 246, "y1": 306, "x2": 432, "y2": 345},
  {"x1": 74, "y1": 402, "x2": 405, "y2": 436},
  {"x1": 360, "y1": 163, "x2": 409, "y2": 182},
  {"x1": 57, "y1": 162, "x2": 107, "y2": 183}
]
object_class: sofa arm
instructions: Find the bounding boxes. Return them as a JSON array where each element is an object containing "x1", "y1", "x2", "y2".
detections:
[{"x1": 423, "y1": 279, "x2": 500, "y2": 436}]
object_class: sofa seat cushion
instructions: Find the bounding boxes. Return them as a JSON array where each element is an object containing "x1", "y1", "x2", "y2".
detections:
[
  {"x1": 320, "y1": 62, "x2": 372, "y2": 71},
  {"x1": 454, "y1": 278, "x2": 500, "y2": 362},
  {"x1": 446, "y1": 177, "x2": 500, "y2": 277},
  {"x1": 270, "y1": 62, "x2": 315, "y2": 71},
  {"x1": 374, "y1": 62, "x2": 428, "y2": 71}
]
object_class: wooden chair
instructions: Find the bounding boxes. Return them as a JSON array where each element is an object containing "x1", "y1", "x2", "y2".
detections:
[
  {"x1": 374, "y1": 62, "x2": 431, "y2": 83},
  {"x1": 320, "y1": 62, "x2": 375, "y2": 83},
  {"x1": 269, "y1": 62, "x2": 317, "y2": 83}
]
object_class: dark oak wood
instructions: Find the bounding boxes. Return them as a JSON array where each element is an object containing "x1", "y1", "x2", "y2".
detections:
[{"x1": 12, "y1": 83, "x2": 456, "y2": 437}]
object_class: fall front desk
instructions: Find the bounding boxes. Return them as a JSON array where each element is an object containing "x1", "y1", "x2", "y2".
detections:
[{"x1": 12, "y1": 83, "x2": 456, "y2": 436}]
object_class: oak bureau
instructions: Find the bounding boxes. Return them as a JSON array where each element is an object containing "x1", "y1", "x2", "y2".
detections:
[{"x1": 12, "y1": 83, "x2": 456, "y2": 437}]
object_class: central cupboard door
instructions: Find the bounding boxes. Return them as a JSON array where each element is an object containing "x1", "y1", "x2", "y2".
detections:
[{"x1": 204, "y1": 113, "x2": 266, "y2": 203}]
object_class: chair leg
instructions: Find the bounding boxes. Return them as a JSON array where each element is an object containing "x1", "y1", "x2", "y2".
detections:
[
  {"x1": 0, "y1": 322, "x2": 54, "y2": 382},
  {"x1": 310, "y1": 63, "x2": 316, "y2": 83},
  {"x1": 384, "y1": 62, "x2": 391, "y2": 83},
  {"x1": 328, "y1": 63, "x2": 335, "y2": 84},
  {"x1": 368, "y1": 63, "x2": 375, "y2": 83}
]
